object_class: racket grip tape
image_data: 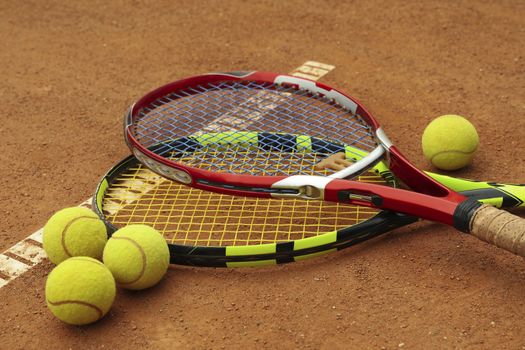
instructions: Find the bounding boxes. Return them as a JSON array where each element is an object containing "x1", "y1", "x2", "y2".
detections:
[{"x1": 469, "y1": 204, "x2": 525, "y2": 257}]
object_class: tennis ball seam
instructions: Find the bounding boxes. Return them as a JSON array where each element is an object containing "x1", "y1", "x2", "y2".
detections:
[
  {"x1": 430, "y1": 149, "x2": 477, "y2": 161},
  {"x1": 111, "y1": 236, "x2": 147, "y2": 285},
  {"x1": 68, "y1": 256, "x2": 104, "y2": 265},
  {"x1": 47, "y1": 299, "x2": 104, "y2": 320},
  {"x1": 60, "y1": 216, "x2": 100, "y2": 257}
]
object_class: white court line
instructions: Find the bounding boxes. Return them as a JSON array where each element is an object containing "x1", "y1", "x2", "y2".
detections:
[
  {"x1": 0, "y1": 61, "x2": 335, "y2": 289},
  {"x1": 0, "y1": 198, "x2": 92, "y2": 288}
]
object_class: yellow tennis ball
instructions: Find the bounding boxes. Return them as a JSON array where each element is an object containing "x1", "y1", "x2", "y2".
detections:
[
  {"x1": 422, "y1": 115, "x2": 479, "y2": 170},
  {"x1": 43, "y1": 207, "x2": 108, "y2": 265},
  {"x1": 103, "y1": 224, "x2": 170, "y2": 290},
  {"x1": 45, "y1": 257, "x2": 116, "y2": 325}
]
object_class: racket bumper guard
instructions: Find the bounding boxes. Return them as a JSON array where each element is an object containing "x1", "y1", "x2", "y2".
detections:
[{"x1": 132, "y1": 147, "x2": 193, "y2": 184}]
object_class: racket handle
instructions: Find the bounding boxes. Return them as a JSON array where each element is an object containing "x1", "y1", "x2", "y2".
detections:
[{"x1": 469, "y1": 204, "x2": 525, "y2": 257}]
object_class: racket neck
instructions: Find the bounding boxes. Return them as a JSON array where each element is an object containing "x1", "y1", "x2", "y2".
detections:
[{"x1": 388, "y1": 146, "x2": 458, "y2": 198}]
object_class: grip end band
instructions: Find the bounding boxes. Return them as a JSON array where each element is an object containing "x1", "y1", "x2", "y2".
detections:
[{"x1": 453, "y1": 198, "x2": 483, "y2": 233}]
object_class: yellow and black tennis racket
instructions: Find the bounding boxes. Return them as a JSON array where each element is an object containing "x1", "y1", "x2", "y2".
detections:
[{"x1": 93, "y1": 153, "x2": 524, "y2": 267}]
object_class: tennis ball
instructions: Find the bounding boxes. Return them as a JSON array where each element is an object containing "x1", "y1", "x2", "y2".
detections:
[
  {"x1": 422, "y1": 115, "x2": 479, "y2": 170},
  {"x1": 43, "y1": 207, "x2": 107, "y2": 265},
  {"x1": 45, "y1": 257, "x2": 116, "y2": 325},
  {"x1": 103, "y1": 224, "x2": 169, "y2": 290}
]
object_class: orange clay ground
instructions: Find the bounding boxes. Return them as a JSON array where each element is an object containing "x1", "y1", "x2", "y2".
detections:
[{"x1": 0, "y1": 1, "x2": 524, "y2": 349}]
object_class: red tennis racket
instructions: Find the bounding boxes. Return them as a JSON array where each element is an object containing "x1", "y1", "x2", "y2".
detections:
[{"x1": 124, "y1": 71, "x2": 525, "y2": 257}]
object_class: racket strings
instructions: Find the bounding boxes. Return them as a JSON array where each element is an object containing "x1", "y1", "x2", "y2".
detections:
[
  {"x1": 147, "y1": 86, "x2": 374, "y2": 149},
  {"x1": 176, "y1": 147, "x2": 335, "y2": 176},
  {"x1": 132, "y1": 81, "x2": 378, "y2": 173},
  {"x1": 102, "y1": 163, "x2": 389, "y2": 247}
]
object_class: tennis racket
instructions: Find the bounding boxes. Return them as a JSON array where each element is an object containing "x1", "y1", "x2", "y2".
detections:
[
  {"x1": 94, "y1": 153, "x2": 524, "y2": 267},
  {"x1": 124, "y1": 71, "x2": 525, "y2": 258}
]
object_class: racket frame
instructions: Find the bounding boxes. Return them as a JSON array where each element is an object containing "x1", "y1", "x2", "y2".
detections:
[
  {"x1": 124, "y1": 72, "x2": 470, "y2": 228},
  {"x1": 93, "y1": 154, "x2": 524, "y2": 267},
  {"x1": 93, "y1": 155, "x2": 404, "y2": 266}
]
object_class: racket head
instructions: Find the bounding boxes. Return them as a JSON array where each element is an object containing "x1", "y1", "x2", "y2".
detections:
[
  {"x1": 93, "y1": 154, "x2": 402, "y2": 267},
  {"x1": 124, "y1": 72, "x2": 387, "y2": 187},
  {"x1": 93, "y1": 154, "x2": 525, "y2": 267}
]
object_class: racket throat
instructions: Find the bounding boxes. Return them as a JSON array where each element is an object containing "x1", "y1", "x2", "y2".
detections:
[
  {"x1": 271, "y1": 176, "x2": 333, "y2": 200},
  {"x1": 271, "y1": 176, "x2": 383, "y2": 205}
]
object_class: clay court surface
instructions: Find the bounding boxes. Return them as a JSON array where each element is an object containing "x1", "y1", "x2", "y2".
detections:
[{"x1": 1, "y1": 0, "x2": 524, "y2": 348}]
